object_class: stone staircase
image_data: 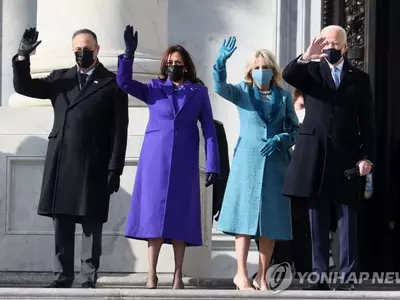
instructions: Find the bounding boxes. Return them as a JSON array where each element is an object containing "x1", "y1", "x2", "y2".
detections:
[
  {"x1": 3, "y1": 289, "x2": 400, "y2": 300},
  {"x1": 0, "y1": 273, "x2": 400, "y2": 299}
]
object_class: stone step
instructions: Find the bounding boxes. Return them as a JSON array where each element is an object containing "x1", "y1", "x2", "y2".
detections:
[
  {"x1": 0, "y1": 272, "x2": 400, "y2": 290},
  {"x1": 1, "y1": 273, "x2": 400, "y2": 290},
  {"x1": 1, "y1": 288, "x2": 400, "y2": 300}
]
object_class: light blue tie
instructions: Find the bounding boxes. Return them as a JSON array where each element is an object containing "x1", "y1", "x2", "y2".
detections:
[{"x1": 332, "y1": 67, "x2": 340, "y2": 89}]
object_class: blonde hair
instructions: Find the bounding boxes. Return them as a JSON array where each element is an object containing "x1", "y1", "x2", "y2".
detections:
[{"x1": 244, "y1": 49, "x2": 284, "y2": 89}]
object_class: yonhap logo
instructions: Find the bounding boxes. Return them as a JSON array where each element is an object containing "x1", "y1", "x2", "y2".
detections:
[{"x1": 266, "y1": 262, "x2": 293, "y2": 293}]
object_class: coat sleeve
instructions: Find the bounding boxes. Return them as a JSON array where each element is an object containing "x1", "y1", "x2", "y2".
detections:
[
  {"x1": 213, "y1": 64, "x2": 242, "y2": 105},
  {"x1": 276, "y1": 91, "x2": 299, "y2": 149},
  {"x1": 199, "y1": 87, "x2": 220, "y2": 174},
  {"x1": 358, "y1": 73, "x2": 376, "y2": 162},
  {"x1": 282, "y1": 55, "x2": 314, "y2": 95},
  {"x1": 116, "y1": 54, "x2": 151, "y2": 103},
  {"x1": 12, "y1": 55, "x2": 55, "y2": 100},
  {"x1": 108, "y1": 86, "x2": 129, "y2": 174}
]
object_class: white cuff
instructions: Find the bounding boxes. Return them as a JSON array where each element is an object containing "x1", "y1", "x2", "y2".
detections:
[{"x1": 297, "y1": 57, "x2": 311, "y2": 64}]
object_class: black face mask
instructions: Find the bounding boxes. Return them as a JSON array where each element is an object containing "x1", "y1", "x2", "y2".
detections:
[
  {"x1": 167, "y1": 65, "x2": 185, "y2": 82},
  {"x1": 323, "y1": 48, "x2": 343, "y2": 64},
  {"x1": 75, "y1": 49, "x2": 95, "y2": 69}
]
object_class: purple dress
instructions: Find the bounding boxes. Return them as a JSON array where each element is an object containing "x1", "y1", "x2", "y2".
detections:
[{"x1": 117, "y1": 55, "x2": 220, "y2": 246}]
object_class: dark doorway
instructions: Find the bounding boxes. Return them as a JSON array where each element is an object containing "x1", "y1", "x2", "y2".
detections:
[{"x1": 369, "y1": 0, "x2": 400, "y2": 273}]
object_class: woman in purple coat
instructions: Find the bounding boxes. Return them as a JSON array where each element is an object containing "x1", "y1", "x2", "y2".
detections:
[{"x1": 117, "y1": 25, "x2": 220, "y2": 289}]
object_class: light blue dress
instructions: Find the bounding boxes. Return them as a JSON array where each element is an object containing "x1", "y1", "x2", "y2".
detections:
[{"x1": 214, "y1": 65, "x2": 299, "y2": 240}]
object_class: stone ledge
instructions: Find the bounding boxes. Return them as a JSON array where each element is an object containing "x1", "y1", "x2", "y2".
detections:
[
  {"x1": 0, "y1": 288, "x2": 400, "y2": 300},
  {"x1": 1, "y1": 273, "x2": 400, "y2": 291},
  {"x1": 0, "y1": 273, "x2": 192, "y2": 288}
]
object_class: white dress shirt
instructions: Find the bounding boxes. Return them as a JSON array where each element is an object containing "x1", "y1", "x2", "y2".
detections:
[
  {"x1": 78, "y1": 67, "x2": 95, "y2": 76},
  {"x1": 77, "y1": 66, "x2": 95, "y2": 88}
]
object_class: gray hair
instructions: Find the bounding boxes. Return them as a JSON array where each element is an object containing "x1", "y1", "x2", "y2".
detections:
[{"x1": 321, "y1": 25, "x2": 347, "y2": 44}]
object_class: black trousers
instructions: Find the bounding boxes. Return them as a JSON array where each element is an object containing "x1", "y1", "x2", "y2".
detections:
[{"x1": 53, "y1": 215, "x2": 103, "y2": 283}]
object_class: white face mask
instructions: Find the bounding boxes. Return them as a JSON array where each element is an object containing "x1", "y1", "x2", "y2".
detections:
[{"x1": 296, "y1": 109, "x2": 305, "y2": 123}]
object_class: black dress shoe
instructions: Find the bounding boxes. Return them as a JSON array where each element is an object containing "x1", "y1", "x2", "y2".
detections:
[
  {"x1": 334, "y1": 283, "x2": 355, "y2": 291},
  {"x1": 82, "y1": 281, "x2": 96, "y2": 288},
  {"x1": 46, "y1": 279, "x2": 73, "y2": 288},
  {"x1": 302, "y1": 282, "x2": 330, "y2": 290}
]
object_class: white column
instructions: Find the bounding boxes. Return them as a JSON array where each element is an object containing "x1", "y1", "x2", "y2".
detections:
[
  {"x1": 296, "y1": 0, "x2": 309, "y2": 55},
  {"x1": 298, "y1": 0, "x2": 322, "y2": 54},
  {"x1": 9, "y1": 0, "x2": 168, "y2": 107},
  {"x1": 1, "y1": 0, "x2": 37, "y2": 106}
]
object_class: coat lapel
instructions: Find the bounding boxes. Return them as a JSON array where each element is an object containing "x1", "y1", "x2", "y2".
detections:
[
  {"x1": 250, "y1": 84, "x2": 283, "y2": 124},
  {"x1": 68, "y1": 63, "x2": 113, "y2": 108},
  {"x1": 252, "y1": 83, "x2": 261, "y2": 101},
  {"x1": 176, "y1": 81, "x2": 199, "y2": 117},
  {"x1": 249, "y1": 84, "x2": 264, "y2": 124},
  {"x1": 160, "y1": 79, "x2": 200, "y2": 118},
  {"x1": 319, "y1": 58, "x2": 354, "y2": 91},
  {"x1": 319, "y1": 59, "x2": 337, "y2": 90},
  {"x1": 160, "y1": 79, "x2": 175, "y2": 116},
  {"x1": 270, "y1": 86, "x2": 284, "y2": 123},
  {"x1": 336, "y1": 59, "x2": 353, "y2": 90},
  {"x1": 64, "y1": 66, "x2": 80, "y2": 104}
]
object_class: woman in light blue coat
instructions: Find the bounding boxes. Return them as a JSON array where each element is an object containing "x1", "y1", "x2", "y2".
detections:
[{"x1": 214, "y1": 37, "x2": 299, "y2": 291}]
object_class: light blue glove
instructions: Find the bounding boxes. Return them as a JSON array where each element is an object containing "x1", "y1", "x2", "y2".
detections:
[
  {"x1": 260, "y1": 136, "x2": 281, "y2": 156},
  {"x1": 216, "y1": 36, "x2": 237, "y2": 70}
]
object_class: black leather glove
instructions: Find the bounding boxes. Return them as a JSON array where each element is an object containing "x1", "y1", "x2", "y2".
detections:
[
  {"x1": 18, "y1": 27, "x2": 42, "y2": 57},
  {"x1": 205, "y1": 172, "x2": 219, "y2": 187},
  {"x1": 107, "y1": 171, "x2": 121, "y2": 194},
  {"x1": 123, "y1": 25, "x2": 138, "y2": 59}
]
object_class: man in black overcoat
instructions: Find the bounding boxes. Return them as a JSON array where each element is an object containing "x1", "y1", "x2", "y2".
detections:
[
  {"x1": 12, "y1": 28, "x2": 129, "y2": 288},
  {"x1": 282, "y1": 25, "x2": 375, "y2": 291}
]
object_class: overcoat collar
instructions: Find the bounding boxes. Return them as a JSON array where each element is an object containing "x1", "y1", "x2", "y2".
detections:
[
  {"x1": 320, "y1": 58, "x2": 353, "y2": 90},
  {"x1": 160, "y1": 78, "x2": 201, "y2": 117},
  {"x1": 64, "y1": 62, "x2": 113, "y2": 108},
  {"x1": 252, "y1": 82, "x2": 281, "y2": 102},
  {"x1": 250, "y1": 83, "x2": 283, "y2": 125}
]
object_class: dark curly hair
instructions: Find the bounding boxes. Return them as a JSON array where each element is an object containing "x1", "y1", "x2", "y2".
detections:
[{"x1": 158, "y1": 45, "x2": 203, "y2": 85}]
